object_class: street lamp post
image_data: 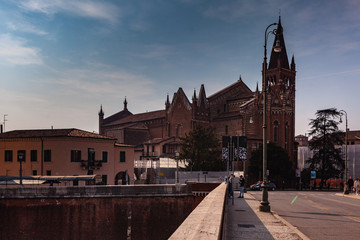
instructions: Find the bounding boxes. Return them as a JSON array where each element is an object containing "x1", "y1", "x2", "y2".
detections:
[
  {"x1": 339, "y1": 110, "x2": 348, "y2": 194},
  {"x1": 259, "y1": 22, "x2": 281, "y2": 212},
  {"x1": 175, "y1": 150, "x2": 180, "y2": 184}
]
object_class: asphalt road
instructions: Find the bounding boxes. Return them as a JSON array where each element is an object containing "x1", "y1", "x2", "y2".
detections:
[{"x1": 250, "y1": 191, "x2": 360, "y2": 240}]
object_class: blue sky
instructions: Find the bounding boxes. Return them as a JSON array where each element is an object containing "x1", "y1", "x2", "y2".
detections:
[{"x1": 0, "y1": 0, "x2": 359, "y2": 136}]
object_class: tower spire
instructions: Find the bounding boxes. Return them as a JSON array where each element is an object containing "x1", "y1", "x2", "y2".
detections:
[
  {"x1": 291, "y1": 54, "x2": 296, "y2": 71},
  {"x1": 123, "y1": 97, "x2": 128, "y2": 111},
  {"x1": 268, "y1": 16, "x2": 289, "y2": 70}
]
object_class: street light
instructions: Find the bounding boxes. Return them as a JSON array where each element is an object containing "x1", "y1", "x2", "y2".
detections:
[
  {"x1": 175, "y1": 150, "x2": 180, "y2": 184},
  {"x1": 259, "y1": 22, "x2": 281, "y2": 212},
  {"x1": 339, "y1": 110, "x2": 348, "y2": 194}
]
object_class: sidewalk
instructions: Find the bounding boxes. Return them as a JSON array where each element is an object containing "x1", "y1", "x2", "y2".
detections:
[
  {"x1": 223, "y1": 191, "x2": 309, "y2": 240},
  {"x1": 335, "y1": 192, "x2": 360, "y2": 199}
]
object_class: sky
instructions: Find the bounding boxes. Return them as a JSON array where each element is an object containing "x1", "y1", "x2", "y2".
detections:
[{"x1": 0, "y1": 0, "x2": 359, "y2": 136}]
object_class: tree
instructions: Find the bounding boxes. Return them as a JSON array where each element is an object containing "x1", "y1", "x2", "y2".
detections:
[
  {"x1": 179, "y1": 124, "x2": 224, "y2": 171},
  {"x1": 248, "y1": 142, "x2": 295, "y2": 185},
  {"x1": 307, "y1": 108, "x2": 344, "y2": 187}
]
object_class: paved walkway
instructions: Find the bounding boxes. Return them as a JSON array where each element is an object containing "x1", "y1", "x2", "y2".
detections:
[
  {"x1": 223, "y1": 191, "x2": 309, "y2": 240},
  {"x1": 335, "y1": 192, "x2": 360, "y2": 199}
]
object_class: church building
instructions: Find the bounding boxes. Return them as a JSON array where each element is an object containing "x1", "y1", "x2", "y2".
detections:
[{"x1": 98, "y1": 17, "x2": 296, "y2": 169}]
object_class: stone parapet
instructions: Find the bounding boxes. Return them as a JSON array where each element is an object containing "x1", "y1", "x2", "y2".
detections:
[
  {"x1": 0, "y1": 184, "x2": 191, "y2": 198},
  {"x1": 169, "y1": 182, "x2": 227, "y2": 240}
]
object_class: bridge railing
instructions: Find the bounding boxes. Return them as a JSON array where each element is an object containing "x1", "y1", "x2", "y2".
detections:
[{"x1": 169, "y1": 182, "x2": 227, "y2": 240}]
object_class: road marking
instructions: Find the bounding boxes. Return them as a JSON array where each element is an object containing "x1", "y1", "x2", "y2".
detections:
[
  {"x1": 315, "y1": 205, "x2": 329, "y2": 210},
  {"x1": 346, "y1": 216, "x2": 360, "y2": 223},
  {"x1": 291, "y1": 195, "x2": 298, "y2": 204},
  {"x1": 307, "y1": 199, "x2": 314, "y2": 203}
]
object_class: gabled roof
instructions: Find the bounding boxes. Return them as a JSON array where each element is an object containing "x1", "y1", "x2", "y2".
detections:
[
  {"x1": 208, "y1": 78, "x2": 253, "y2": 100},
  {"x1": 104, "y1": 110, "x2": 166, "y2": 127},
  {"x1": 103, "y1": 109, "x2": 133, "y2": 125},
  {"x1": 0, "y1": 129, "x2": 115, "y2": 140}
]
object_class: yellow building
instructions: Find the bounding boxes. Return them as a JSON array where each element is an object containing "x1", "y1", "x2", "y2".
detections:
[{"x1": 0, "y1": 128, "x2": 134, "y2": 186}]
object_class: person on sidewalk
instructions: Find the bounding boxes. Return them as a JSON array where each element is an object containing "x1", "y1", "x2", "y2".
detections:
[
  {"x1": 354, "y1": 178, "x2": 360, "y2": 195},
  {"x1": 227, "y1": 174, "x2": 234, "y2": 198},
  {"x1": 238, "y1": 175, "x2": 245, "y2": 198}
]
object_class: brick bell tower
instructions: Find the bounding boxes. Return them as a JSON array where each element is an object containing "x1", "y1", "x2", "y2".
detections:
[{"x1": 264, "y1": 16, "x2": 296, "y2": 166}]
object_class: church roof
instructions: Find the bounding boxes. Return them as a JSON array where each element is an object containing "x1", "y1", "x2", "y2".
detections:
[
  {"x1": 104, "y1": 110, "x2": 165, "y2": 127},
  {"x1": 208, "y1": 78, "x2": 253, "y2": 100},
  {"x1": 103, "y1": 109, "x2": 133, "y2": 125}
]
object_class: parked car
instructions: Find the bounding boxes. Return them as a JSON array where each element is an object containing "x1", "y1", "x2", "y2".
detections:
[{"x1": 250, "y1": 181, "x2": 276, "y2": 191}]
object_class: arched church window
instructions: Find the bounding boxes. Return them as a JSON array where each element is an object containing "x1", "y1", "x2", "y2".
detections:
[{"x1": 274, "y1": 121, "x2": 279, "y2": 143}]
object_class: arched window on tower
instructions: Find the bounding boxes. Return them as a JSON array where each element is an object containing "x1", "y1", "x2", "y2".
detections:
[
  {"x1": 285, "y1": 122, "x2": 288, "y2": 150},
  {"x1": 274, "y1": 121, "x2": 279, "y2": 143}
]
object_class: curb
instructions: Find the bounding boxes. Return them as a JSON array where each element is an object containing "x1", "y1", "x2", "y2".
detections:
[
  {"x1": 271, "y1": 211, "x2": 310, "y2": 240},
  {"x1": 334, "y1": 193, "x2": 360, "y2": 199},
  {"x1": 246, "y1": 192, "x2": 310, "y2": 240}
]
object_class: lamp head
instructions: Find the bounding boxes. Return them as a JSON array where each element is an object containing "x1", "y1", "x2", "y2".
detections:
[{"x1": 273, "y1": 40, "x2": 282, "y2": 52}]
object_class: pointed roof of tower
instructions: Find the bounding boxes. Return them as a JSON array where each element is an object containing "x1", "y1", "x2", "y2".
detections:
[
  {"x1": 198, "y1": 84, "x2": 207, "y2": 107},
  {"x1": 268, "y1": 16, "x2": 289, "y2": 70},
  {"x1": 192, "y1": 88, "x2": 197, "y2": 101},
  {"x1": 99, "y1": 105, "x2": 104, "y2": 116},
  {"x1": 123, "y1": 97, "x2": 128, "y2": 111},
  {"x1": 166, "y1": 93, "x2": 170, "y2": 106},
  {"x1": 291, "y1": 54, "x2": 296, "y2": 71}
]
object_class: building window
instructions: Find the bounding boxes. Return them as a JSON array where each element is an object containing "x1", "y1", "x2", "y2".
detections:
[
  {"x1": 162, "y1": 145, "x2": 166, "y2": 154},
  {"x1": 46, "y1": 170, "x2": 51, "y2": 176},
  {"x1": 31, "y1": 150, "x2": 37, "y2": 162},
  {"x1": 120, "y1": 151, "x2": 126, "y2": 162},
  {"x1": 274, "y1": 121, "x2": 279, "y2": 143},
  {"x1": 32, "y1": 170, "x2": 37, "y2": 176},
  {"x1": 44, "y1": 150, "x2": 51, "y2": 162},
  {"x1": 5, "y1": 150, "x2": 13, "y2": 162},
  {"x1": 102, "y1": 175, "x2": 107, "y2": 185},
  {"x1": 102, "y1": 151, "x2": 108, "y2": 163},
  {"x1": 17, "y1": 150, "x2": 26, "y2": 162},
  {"x1": 88, "y1": 148, "x2": 95, "y2": 161},
  {"x1": 71, "y1": 150, "x2": 82, "y2": 162},
  {"x1": 225, "y1": 125, "x2": 229, "y2": 135}
]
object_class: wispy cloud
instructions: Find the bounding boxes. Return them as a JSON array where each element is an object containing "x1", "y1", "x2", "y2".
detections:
[
  {"x1": 6, "y1": 21, "x2": 48, "y2": 36},
  {"x1": 18, "y1": 0, "x2": 120, "y2": 25},
  {"x1": 203, "y1": 0, "x2": 287, "y2": 23},
  {"x1": 0, "y1": 34, "x2": 43, "y2": 65},
  {"x1": 44, "y1": 67, "x2": 155, "y2": 100}
]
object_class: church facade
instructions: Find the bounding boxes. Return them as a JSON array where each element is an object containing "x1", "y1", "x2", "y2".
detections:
[{"x1": 98, "y1": 18, "x2": 296, "y2": 169}]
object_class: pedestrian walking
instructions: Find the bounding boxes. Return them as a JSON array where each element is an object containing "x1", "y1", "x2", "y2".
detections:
[
  {"x1": 354, "y1": 178, "x2": 360, "y2": 195},
  {"x1": 238, "y1": 175, "x2": 245, "y2": 198}
]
